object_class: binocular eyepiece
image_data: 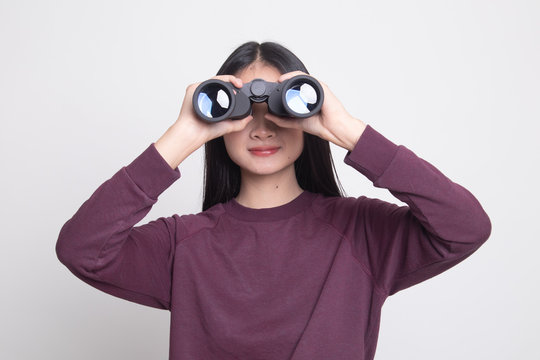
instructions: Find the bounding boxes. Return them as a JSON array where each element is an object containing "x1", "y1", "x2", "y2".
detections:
[{"x1": 192, "y1": 75, "x2": 324, "y2": 122}]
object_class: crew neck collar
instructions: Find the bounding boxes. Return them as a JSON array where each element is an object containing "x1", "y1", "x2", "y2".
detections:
[{"x1": 224, "y1": 190, "x2": 317, "y2": 222}]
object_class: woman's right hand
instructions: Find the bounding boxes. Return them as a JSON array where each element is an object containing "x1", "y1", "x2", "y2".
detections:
[{"x1": 155, "y1": 75, "x2": 254, "y2": 169}]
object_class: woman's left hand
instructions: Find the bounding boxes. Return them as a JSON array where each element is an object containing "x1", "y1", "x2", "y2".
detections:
[{"x1": 264, "y1": 71, "x2": 367, "y2": 151}]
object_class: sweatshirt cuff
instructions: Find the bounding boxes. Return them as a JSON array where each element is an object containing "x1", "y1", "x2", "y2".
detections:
[
  {"x1": 124, "y1": 143, "x2": 181, "y2": 200},
  {"x1": 344, "y1": 124, "x2": 400, "y2": 183}
]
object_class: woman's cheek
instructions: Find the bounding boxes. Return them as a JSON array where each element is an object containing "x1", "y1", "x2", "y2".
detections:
[{"x1": 223, "y1": 133, "x2": 244, "y2": 166}]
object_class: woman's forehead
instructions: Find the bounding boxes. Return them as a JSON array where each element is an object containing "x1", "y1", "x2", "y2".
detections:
[{"x1": 235, "y1": 62, "x2": 281, "y2": 83}]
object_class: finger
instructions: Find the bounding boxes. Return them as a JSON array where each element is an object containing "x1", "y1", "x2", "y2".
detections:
[
  {"x1": 217, "y1": 115, "x2": 254, "y2": 135},
  {"x1": 278, "y1": 70, "x2": 308, "y2": 83},
  {"x1": 229, "y1": 115, "x2": 254, "y2": 132},
  {"x1": 185, "y1": 81, "x2": 201, "y2": 96},
  {"x1": 211, "y1": 75, "x2": 243, "y2": 88},
  {"x1": 264, "y1": 113, "x2": 303, "y2": 130}
]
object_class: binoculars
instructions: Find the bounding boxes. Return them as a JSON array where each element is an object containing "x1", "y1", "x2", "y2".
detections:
[{"x1": 192, "y1": 75, "x2": 324, "y2": 122}]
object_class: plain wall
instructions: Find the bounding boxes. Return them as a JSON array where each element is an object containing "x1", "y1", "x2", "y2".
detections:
[{"x1": 1, "y1": 0, "x2": 538, "y2": 358}]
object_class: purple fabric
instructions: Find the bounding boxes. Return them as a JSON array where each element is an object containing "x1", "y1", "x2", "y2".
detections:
[{"x1": 56, "y1": 125, "x2": 491, "y2": 359}]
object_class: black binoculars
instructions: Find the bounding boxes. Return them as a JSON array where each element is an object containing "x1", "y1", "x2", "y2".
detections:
[{"x1": 192, "y1": 75, "x2": 324, "y2": 122}]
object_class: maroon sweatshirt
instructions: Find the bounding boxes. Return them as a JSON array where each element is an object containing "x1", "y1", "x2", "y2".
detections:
[{"x1": 56, "y1": 125, "x2": 491, "y2": 359}]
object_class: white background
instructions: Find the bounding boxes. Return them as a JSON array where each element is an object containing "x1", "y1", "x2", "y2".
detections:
[{"x1": 1, "y1": 0, "x2": 539, "y2": 359}]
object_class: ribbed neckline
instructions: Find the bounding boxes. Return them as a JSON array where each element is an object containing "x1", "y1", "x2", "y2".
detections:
[{"x1": 223, "y1": 190, "x2": 317, "y2": 222}]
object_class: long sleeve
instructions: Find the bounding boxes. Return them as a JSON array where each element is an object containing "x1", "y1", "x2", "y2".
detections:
[
  {"x1": 342, "y1": 125, "x2": 492, "y2": 296},
  {"x1": 55, "y1": 143, "x2": 181, "y2": 309}
]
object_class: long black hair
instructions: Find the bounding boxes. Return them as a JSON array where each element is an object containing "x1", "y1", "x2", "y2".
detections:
[{"x1": 202, "y1": 41, "x2": 345, "y2": 211}]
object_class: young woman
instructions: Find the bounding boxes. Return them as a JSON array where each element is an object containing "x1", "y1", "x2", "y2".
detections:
[{"x1": 56, "y1": 41, "x2": 491, "y2": 360}]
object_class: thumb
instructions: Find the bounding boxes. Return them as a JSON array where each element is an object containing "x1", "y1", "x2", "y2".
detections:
[
  {"x1": 217, "y1": 115, "x2": 254, "y2": 135},
  {"x1": 264, "y1": 113, "x2": 303, "y2": 130}
]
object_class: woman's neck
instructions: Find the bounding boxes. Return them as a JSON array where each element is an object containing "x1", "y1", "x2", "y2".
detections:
[{"x1": 234, "y1": 167, "x2": 303, "y2": 209}]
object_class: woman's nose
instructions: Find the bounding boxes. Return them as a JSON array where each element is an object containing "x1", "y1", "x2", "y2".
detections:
[{"x1": 250, "y1": 104, "x2": 276, "y2": 140}]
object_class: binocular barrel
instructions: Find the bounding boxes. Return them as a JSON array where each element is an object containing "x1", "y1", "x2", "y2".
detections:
[{"x1": 192, "y1": 75, "x2": 324, "y2": 123}]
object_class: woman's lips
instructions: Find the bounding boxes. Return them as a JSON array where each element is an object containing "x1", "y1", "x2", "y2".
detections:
[{"x1": 248, "y1": 146, "x2": 280, "y2": 157}]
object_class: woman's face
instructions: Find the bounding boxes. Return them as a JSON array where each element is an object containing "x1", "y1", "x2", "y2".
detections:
[{"x1": 223, "y1": 62, "x2": 304, "y2": 178}]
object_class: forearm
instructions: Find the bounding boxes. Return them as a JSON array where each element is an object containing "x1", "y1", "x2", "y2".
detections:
[
  {"x1": 155, "y1": 121, "x2": 207, "y2": 169},
  {"x1": 56, "y1": 143, "x2": 180, "y2": 274}
]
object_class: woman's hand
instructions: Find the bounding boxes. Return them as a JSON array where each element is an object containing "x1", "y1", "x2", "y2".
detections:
[
  {"x1": 155, "y1": 75, "x2": 254, "y2": 169},
  {"x1": 264, "y1": 71, "x2": 367, "y2": 151}
]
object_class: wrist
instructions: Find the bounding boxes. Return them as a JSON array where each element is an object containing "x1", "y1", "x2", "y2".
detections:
[
  {"x1": 342, "y1": 118, "x2": 367, "y2": 151},
  {"x1": 155, "y1": 122, "x2": 205, "y2": 169}
]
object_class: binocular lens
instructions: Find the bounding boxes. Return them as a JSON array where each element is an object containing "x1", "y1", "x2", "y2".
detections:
[
  {"x1": 197, "y1": 84, "x2": 231, "y2": 119},
  {"x1": 285, "y1": 83, "x2": 319, "y2": 115}
]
